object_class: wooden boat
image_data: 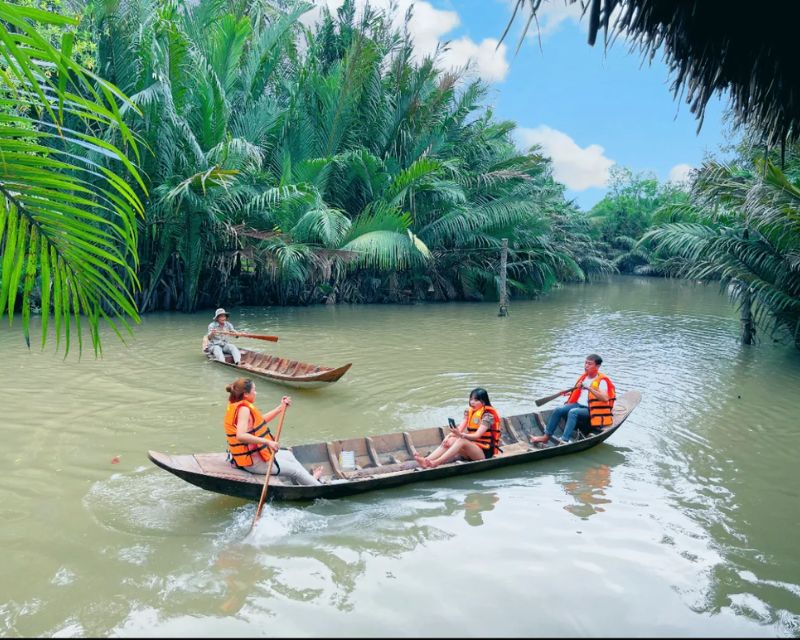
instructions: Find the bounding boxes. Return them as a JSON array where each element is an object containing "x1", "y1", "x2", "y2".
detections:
[
  {"x1": 149, "y1": 390, "x2": 641, "y2": 502},
  {"x1": 203, "y1": 340, "x2": 352, "y2": 388}
]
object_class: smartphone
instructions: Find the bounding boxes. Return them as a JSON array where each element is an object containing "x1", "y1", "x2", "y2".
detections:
[{"x1": 448, "y1": 418, "x2": 457, "y2": 429}]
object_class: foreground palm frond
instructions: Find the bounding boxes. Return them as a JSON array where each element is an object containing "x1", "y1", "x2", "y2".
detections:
[{"x1": 0, "y1": 2, "x2": 145, "y2": 354}]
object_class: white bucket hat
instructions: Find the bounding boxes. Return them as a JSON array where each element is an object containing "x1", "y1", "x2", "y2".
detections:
[{"x1": 213, "y1": 308, "x2": 229, "y2": 320}]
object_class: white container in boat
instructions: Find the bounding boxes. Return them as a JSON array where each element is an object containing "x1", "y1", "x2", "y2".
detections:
[{"x1": 339, "y1": 450, "x2": 356, "y2": 470}]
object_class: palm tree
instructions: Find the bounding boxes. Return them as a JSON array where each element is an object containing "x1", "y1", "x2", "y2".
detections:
[
  {"x1": 82, "y1": 0, "x2": 604, "y2": 310},
  {"x1": 641, "y1": 157, "x2": 800, "y2": 347},
  {"x1": 0, "y1": 1, "x2": 145, "y2": 354}
]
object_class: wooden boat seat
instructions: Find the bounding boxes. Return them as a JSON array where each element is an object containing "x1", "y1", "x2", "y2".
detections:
[
  {"x1": 506, "y1": 413, "x2": 543, "y2": 439},
  {"x1": 340, "y1": 460, "x2": 418, "y2": 480},
  {"x1": 499, "y1": 417, "x2": 521, "y2": 444}
]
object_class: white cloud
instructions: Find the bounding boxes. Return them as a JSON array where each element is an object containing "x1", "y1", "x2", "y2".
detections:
[
  {"x1": 503, "y1": 0, "x2": 632, "y2": 44},
  {"x1": 516, "y1": 125, "x2": 614, "y2": 190},
  {"x1": 501, "y1": 0, "x2": 584, "y2": 39},
  {"x1": 300, "y1": 0, "x2": 459, "y2": 57},
  {"x1": 301, "y1": 0, "x2": 509, "y2": 82},
  {"x1": 667, "y1": 163, "x2": 694, "y2": 184},
  {"x1": 441, "y1": 37, "x2": 510, "y2": 82},
  {"x1": 398, "y1": 0, "x2": 461, "y2": 58},
  {"x1": 531, "y1": 0, "x2": 585, "y2": 36}
]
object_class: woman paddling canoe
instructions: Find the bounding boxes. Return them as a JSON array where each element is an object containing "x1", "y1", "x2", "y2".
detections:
[{"x1": 223, "y1": 378, "x2": 323, "y2": 485}]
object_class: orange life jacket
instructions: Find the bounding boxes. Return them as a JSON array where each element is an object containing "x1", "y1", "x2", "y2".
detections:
[
  {"x1": 466, "y1": 405, "x2": 502, "y2": 455},
  {"x1": 566, "y1": 372, "x2": 616, "y2": 428},
  {"x1": 223, "y1": 400, "x2": 274, "y2": 468}
]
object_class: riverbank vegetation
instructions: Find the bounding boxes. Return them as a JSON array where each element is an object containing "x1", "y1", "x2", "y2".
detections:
[
  {"x1": 641, "y1": 145, "x2": 800, "y2": 347},
  {"x1": 1, "y1": 0, "x2": 798, "y2": 350},
  {"x1": 72, "y1": 0, "x2": 616, "y2": 312},
  {"x1": 581, "y1": 143, "x2": 800, "y2": 347},
  {"x1": 0, "y1": 0, "x2": 144, "y2": 354}
]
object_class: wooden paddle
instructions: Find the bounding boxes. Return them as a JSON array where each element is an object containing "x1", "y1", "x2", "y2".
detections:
[
  {"x1": 215, "y1": 331, "x2": 279, "y2": 343},
  {"x1": 534, "y1": 386, "x2": 578, "y2": 407},
  {"x1": 250, "y1": 403, "x2": 288, "y2": 531}
]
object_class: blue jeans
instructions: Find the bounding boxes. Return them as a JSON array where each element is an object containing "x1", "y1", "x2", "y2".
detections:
[{"x1": 545, "y1": 403, "x2": 589, "y2": 442}]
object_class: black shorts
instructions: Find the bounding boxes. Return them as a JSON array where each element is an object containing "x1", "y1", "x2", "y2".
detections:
[{"x1": 483, "y1": 447, "x2": 495, "y2": 460}]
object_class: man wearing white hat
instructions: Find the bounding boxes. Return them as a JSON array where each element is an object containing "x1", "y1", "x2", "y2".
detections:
[{"x1": 206, "y1": 308, "x2": 241, "y2": 365}]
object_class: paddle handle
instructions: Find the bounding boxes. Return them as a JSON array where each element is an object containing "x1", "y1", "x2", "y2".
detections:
[
  {"x1": 250, "y1": 404, "x2": 288, "y2": 530},
  {"x1": 534, "y1": 386, "x2": 578, "y2": 407},
  {"x1": 217, "y1": 331, "x2": 279, "y2": 342}
]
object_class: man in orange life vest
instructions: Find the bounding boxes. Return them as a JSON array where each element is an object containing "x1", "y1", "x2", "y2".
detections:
[{"x1": 530, "y1": 354, "x2": 616, "y2": 446}]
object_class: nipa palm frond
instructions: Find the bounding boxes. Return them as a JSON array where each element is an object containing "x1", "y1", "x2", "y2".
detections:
[
  {"x1": 339, "y1": 203, "x2": 428, "y2": 270},
  {"x1": 0, "y1": 2, "x2": 145, "y2": 355}
]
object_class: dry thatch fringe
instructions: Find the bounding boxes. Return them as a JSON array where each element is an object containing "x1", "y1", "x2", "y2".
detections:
[{"x1": 503, "y1": 0, "x2": 799, "y2": 145}]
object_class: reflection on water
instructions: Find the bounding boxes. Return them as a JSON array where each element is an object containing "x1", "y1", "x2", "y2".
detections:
[
  {"x1": 216, "y1": 546, "x2": 255, "y2": 616},
  {"x1": 463, "y1": 492, "x2": 500, "y2": 527},
  {"x1": 560, "y1": 447, "x2": 627, "y2": 520},
  {"x1": 1, "y1": 276, "x2": 799, "y2": 637},
  {"x1": 563, "y1": 464, "x2": 612, "y2": 519},
  {"x1": 239, "y1": 488, "x2": 493, "y2": 612},
  {"x1": 108, "y1": 484, "x2": 503, "y2": 625}
]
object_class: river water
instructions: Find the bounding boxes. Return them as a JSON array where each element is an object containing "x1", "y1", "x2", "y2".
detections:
[{"x1": 1, "y1": 276, "x2": 798, "y2": 637}]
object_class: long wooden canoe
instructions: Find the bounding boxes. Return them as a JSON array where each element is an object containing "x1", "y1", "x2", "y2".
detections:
[
  {"x1": 206, "y1": 346, "x2": 352, "y2": 388},
  {"x1": 149, "y1": 391, "x2": 641, "y2": 501}
]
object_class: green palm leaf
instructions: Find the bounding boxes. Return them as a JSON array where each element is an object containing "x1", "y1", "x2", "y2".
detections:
[
  {"x1": 0, "y1": 1, "x2": 145, "y2": 354},
  {"x1": 340, "y1": 205, "x2": 429, "y2": 270}
]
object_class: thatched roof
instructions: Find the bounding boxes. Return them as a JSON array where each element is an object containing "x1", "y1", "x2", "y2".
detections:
[{"x1": 505, "y1": 0, "x2": 800, "y2": 144}]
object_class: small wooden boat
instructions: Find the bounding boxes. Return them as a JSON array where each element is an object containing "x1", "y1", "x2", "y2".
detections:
[
  {"x1": 149, "y1": 390, "x2": 641, "y2": 501},
  {"x1": 204, "y1": 340, "x2": 352, "y2": 388}
]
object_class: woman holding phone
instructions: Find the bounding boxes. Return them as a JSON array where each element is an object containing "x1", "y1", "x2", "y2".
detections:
[{"x1": 414, "y1": 388, "x2": 502, "y2": 468}]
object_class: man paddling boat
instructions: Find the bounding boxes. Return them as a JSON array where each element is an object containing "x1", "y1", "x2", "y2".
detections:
[
  {"x1": 530, "y1": 354, "x2": 616, "y2": 446},
  {"x1": 206, "y1": 308, "x2": 241, "y2": 365}
]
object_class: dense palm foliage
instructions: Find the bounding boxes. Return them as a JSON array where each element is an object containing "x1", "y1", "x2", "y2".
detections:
[
  {"x1": 76, "y1": 0, "x2": 608, "y2": 312},
  {"x1": 587, "y1": 167, "x2": 689, "y2": 275},
  {"x1": 0, "y1": 1, "x2": 145, "y2": 354},
  {"x1": 641, "y1": 150, "x2": 800, "y2": 347},
  {"x1": 5, "y1": 0, "x2": 797, "y2": 359}
]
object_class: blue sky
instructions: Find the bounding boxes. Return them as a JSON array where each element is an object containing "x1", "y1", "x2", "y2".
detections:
[{"x1": 307, "y1": 0, "x2": 733, "y2": 210}]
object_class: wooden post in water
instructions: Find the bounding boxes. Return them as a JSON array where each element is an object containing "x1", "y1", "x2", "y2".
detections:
[
  {"x1": 740, "y1": 285, "x2": 756, "y2": 345},
  {"x1": 498, "y1": 238, "x2": 508, "y2": 317},
  {"x1": 739, "y1": 230, "x2": 755, "y2": 345}
]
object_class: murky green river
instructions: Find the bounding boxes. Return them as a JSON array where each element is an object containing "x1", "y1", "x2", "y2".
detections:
[{"x1": 1, "y1": 276, "x2": 798, "y2": 637}]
